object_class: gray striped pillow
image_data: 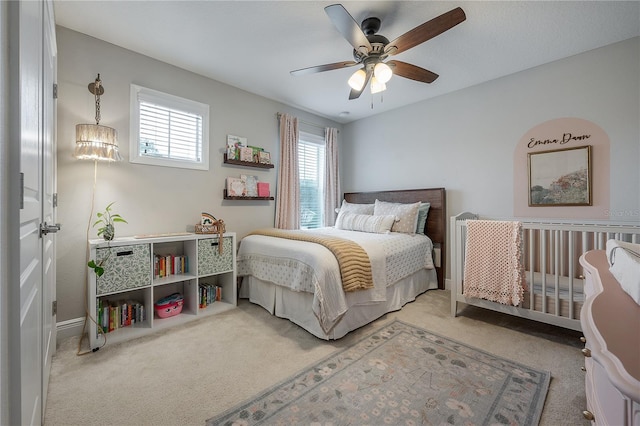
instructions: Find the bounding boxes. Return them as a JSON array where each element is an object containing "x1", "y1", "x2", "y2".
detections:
[{"x1": 335, "y1": 212, "x2": 397, "y2": 234}]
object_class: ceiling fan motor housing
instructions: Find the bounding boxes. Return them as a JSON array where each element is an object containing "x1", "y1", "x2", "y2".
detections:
[{"x1": 353, "y1": 17, "x2": 389, "y2": 61}]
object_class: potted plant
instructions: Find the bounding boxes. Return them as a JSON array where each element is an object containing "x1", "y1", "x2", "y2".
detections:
[
  {"x1": 88, "y1": 202, "x2": 127, "y2": 276},
  {"x1": 93, "y1": 201, "x2": 127, "y2": 241}
]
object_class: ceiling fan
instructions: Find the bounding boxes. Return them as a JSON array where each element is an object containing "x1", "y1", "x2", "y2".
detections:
[{"x1": 290, "y1": 4, "x2": 466, "y2": 100}]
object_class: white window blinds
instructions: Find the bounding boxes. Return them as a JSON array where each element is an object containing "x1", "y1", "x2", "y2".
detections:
[
  {"x1": 299, "y1": 131, "x2": 325, "y2": 229},
  {"x1": 130, "y1": 84, "x2": 209, "y2": 170},
  {"x1": 139, "y1": 102, "x2": 202, "y2": 162}
]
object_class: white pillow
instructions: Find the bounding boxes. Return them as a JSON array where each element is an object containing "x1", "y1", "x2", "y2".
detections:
[
  {"x1": 335, "y1": 212, "x2": 396, "y2": 234},
  {"x1": 374, "y1": 200, "x2": 421, "y2": 235},
  {"x1": 335, "y1": 199, "x2": 375, "y2": 215}
]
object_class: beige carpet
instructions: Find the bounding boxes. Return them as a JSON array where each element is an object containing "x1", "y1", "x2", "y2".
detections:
[{"x1": 44, "y1": 290, "x2": 589, "y2": 426}]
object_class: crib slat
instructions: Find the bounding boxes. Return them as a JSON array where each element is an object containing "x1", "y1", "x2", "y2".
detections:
[{"x1": 568, "y1": 230, "x2": 575, "y2": 320}]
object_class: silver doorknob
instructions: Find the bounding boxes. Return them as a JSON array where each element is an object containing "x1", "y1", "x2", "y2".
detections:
[{"x1": 40, "y1": 222, "x2": 61, "y2": 237}]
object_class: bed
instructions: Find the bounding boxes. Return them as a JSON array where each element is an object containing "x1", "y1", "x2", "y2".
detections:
[{"x1": 237, "y1": 188, "x2": 446, "y2": 340}]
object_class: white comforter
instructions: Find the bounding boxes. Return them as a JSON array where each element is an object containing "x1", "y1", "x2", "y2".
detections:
[{"x1": 237, "y1": 227, "x2": 434, "y2": 333}]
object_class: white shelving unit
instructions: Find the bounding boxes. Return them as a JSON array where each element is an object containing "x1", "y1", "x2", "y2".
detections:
[{"x1": 87, "y1": 232, "x2": 236, "y2": 350}]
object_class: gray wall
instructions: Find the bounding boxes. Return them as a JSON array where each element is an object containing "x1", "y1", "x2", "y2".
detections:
[
  {"x1": 55, "y1": 27, "x2": 341, "y2": 324},
  {"x1": 341, "y1": 37, "x2": 639, "y2": 225},
  {"x1": 56, "y1": 26, "x2": 639, "y2": 331}
]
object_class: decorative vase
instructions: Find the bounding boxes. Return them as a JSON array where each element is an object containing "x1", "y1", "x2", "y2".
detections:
[{"x1": 103, "y1": 223, "x2": 115, "y2": 241}]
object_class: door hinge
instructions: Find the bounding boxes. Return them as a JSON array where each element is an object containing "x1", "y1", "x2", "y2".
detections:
[
  {"x1": 53, "y1": 193, "x2": 58, "y2": 207},
  {"x1": 53, "y1": 83, "x2": 58, "y2": 99},
  {"x1": 20, "y1": 172, "x2": 24, "y2": 209},
  {"x1": 52, "y1": 301, "x2": 57, "y2": 316}
]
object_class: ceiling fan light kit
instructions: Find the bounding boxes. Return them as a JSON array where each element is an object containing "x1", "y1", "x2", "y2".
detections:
[
  {"x1": 373, "y1": 62, "x2": 392, "y2": 84},
  {"x1": 370, "y1": 76, "x2": 386, "y2": 94},
  {"x1": 291, "y1": 4, "x2": 466, "y2": 100},
  {"x1": 348, "y1": 69, "x2": 367, "y2": 91}
]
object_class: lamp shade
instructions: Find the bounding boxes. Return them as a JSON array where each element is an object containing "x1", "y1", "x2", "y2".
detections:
[
  {"x1": 370, "y1": 76, "x2": 386, "y2": 94},
  {"x1": 74, "y1": 123, "x2": 122, "y2": 162},
  {"x1": 348, "y1": 69, "x2": 367, "y2": 91},
  {"x1": 374, "y1": 62, "x2": 392, "y2": 83}
]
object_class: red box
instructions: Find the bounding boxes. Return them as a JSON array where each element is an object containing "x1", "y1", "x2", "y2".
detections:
[{"x1": 257, "y1": 182, "x2": 270, "y2": 197}]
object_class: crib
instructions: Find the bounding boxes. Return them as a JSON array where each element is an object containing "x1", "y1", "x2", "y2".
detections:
[{"x1": 450, "y1": 212, "x2": 640, "y2": 331}]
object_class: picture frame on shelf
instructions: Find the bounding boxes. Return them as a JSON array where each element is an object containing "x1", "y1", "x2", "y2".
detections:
[
  {"x1": 528, "y1": 145, "x2": 592, "y2": 206},
  {"x1": 258, "y1": 151, "x2": 271, "y2": 165}
]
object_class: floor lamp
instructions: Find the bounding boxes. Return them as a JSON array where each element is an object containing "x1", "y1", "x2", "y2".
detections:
[{"x1": 74, "y1": 74, "x2": 122, "y2": 354}]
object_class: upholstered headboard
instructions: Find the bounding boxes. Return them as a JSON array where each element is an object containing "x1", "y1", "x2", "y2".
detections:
[{"x1": 343, "y1": 188, "x2": 447, "y2": 289}]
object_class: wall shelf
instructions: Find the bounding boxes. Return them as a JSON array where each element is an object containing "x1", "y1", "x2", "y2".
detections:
[
  {"x1": 223, "y1": 189, "x2": 274, "y2": 201},
  {"x1": 223, "y1": 153, "x2": 274, "y2": 169}
]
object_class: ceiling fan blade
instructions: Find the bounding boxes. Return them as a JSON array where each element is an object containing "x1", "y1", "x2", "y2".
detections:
[
  {"x1": 384, "y1": 7, "x2": 466, "y2": 56},
  {"x1": 325, "y1": 4, "x2": 372, "y2": 54},
  {"x1": 387, "y1": 60, "x2": 439, "y2": 83},
  {"x1": 290, "y1": 61, "x2": 358, "y2": 76},
  {"x1": 348, "y1": 69, "x2": 372, "y2": 100}
]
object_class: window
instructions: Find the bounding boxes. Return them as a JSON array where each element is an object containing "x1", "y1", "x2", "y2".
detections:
[
  {"x1": 299, "y1": 131, "x2": 325, "y2": 229},
  {"x1": 130, "y1": 84, "x2": 209, "y2": 170}
]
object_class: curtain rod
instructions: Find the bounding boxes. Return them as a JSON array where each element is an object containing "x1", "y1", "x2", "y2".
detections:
[{"x1": 276, "y1": 113, "x2": 339, "y2": 133}]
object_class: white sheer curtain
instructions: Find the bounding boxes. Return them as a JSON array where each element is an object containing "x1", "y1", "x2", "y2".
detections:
[
  {"x1": 323, "y1": 127, "x2": 340, "y2": 226},
  {"x1": 275, "y1": 113, "x2": 300, "y2": 229}
]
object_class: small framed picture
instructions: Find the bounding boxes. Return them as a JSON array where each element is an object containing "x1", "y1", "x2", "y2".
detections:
[
  {"x1": 528, "y1": 145, "x2": 592, "y2": 206},
  {"x1": 258, "y1": 151, "x2": 271, "y2": 165}
]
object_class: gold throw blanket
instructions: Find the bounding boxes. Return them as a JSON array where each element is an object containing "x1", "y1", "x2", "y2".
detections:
[{"x1": 248, "y1": 228, "x2": 373, "y2": 292}]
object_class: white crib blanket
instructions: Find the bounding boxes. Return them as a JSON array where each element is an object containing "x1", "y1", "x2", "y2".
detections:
[{"x1": 606, "y1": 239, "x2": 640, "y2": 305}]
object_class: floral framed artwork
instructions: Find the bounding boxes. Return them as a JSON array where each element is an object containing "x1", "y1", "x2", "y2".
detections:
[{"x1": 528, "y1": 145, "x2": 592, "y2": 206}]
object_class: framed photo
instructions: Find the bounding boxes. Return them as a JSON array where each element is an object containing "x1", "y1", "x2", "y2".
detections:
[
  {"x1": 258, "y1": 151, "x2": 271, "y2": 165},
  {"x1": 528, "y1": 145, "x2": 592, "y2": 206}
]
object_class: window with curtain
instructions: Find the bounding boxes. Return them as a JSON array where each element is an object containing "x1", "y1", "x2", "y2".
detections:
[
  {"x1": 129, "y1": 84, "x2": 209, "y2": 170},
  {"x1": 299, "y1": 131, "x2": 325, "y2": 229}
]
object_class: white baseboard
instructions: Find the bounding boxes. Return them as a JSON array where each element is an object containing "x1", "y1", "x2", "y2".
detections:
[
  {"x1": 444, "y1": 278, "x2": 451, "y2": 291},
  {"x1": 56, "y1": 317, "x2": 85, "y2": 343}
]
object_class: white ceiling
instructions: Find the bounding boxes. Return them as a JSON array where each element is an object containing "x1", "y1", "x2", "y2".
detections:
[{"x1": 53, "y1": 1, "x2": 639, "y2": 124}]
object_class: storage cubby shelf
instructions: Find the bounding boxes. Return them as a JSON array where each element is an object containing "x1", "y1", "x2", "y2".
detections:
[{"x1": 88, "y1": 232, "x2": 237, "y2": 350}]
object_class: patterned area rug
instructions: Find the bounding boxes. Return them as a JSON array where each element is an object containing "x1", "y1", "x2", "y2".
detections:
[{"x1": 207, "y1": 321, "x2": 550, "y2": 425}]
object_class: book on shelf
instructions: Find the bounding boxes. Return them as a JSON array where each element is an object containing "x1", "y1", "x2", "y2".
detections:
[
  {"x1": 258, "y1": 151, "x2": 271, "y2": 165},
  {"x1": 96, "y1": 298, "x2": 145, "y2": 336},
  {"x1": 226, "y1": 135, "x2": 247, "y2": 160},
  {"x1": 154, "y1": 253, "x2": 188, "y2": 278},
  {"x1": 198, "y1": 283, "x2": 222, "y2": 308},
  {"x1": 241, "y1": 175, "x2": 258, "y2": 197},
  {"x1": 257, "y1": 182, "x2": 270, "y2": 197},
  {"x1": 226, "y1": 177, "x2": 246, "y2": 197},
  {"x1": 239, "y1": 147, "x2": 254, "y2": 162}
]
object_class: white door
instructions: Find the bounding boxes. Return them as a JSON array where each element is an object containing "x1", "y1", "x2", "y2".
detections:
[
  {"x1": 15, "y1": 0, "x2": 56, "y2": 424},
  {"x1": 41, "y1": 1, "x2": 58, "y2": 421},
  {"x1": 19, "y1": 0, "x2": 44, "y2": 423}
]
